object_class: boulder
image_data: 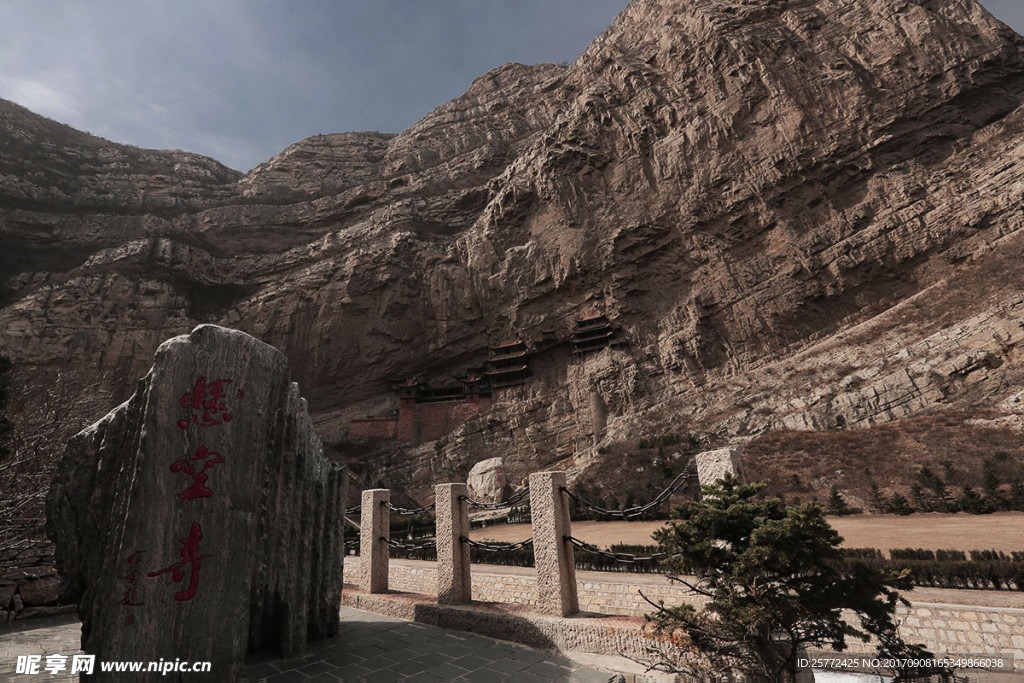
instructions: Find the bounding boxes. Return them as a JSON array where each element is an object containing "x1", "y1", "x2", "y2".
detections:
[
  {"x1": 18, "y1": 575, "x2": 60, "y2": 606},
  {"x1": 47, "y1": 325, "x2": 346, "y2": 682},
  {"x1": 467, "y1": 457, "x2": 507, "y2": 503},
  {"x1": 695, "y1": 447, "x2": 746, "y2": 490}
]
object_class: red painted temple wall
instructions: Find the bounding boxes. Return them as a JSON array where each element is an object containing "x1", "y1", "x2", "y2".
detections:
[
  {"x1": 398, "y1": 395, "x2": 492, "y2": 443},
  {"x1": 349, "y1": 395, "x2": 492, "y2": 444},
  {"x1": 348, "y1": 417, "x2": 399, "y2": 440}
]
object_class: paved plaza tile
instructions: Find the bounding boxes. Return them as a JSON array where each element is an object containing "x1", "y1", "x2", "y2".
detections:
[
  {"x1": 0, "y1": 613, "x2": 80, "y2": 683},
  {"x1": 1, "y1": 607, "x2": 620, "y2": 682},
  {"x1": 246, "y1": 607, "x2": 617, "y2": 682}
]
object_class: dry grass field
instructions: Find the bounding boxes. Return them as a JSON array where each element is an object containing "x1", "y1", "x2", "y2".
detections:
[{"x1": 469, "y1": 512, "x2": 1024, "y2": 557}]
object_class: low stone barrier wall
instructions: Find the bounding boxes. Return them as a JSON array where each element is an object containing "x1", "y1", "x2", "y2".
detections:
[
  {"x1": 341, "y1": 590, "x2": 685, "y2": 683},
  {"x1": 342, "y1": 590, "x2": 654, "y2": 661},
  {"x1": 0, "y1": 572, "x2": 71, "y2": 623},
  {"x1": 344, "y1": 557, "x2": 704, "y2": 616},
  {"x1": 1, "y1": 544, "x2": 73, "y2": 624},
  {"x1": 837, "y1": 603, "x2": 1023, "y2": 671},
  {"x1": 344, "y1": 557, "x2": 1024, "y2": 672}
]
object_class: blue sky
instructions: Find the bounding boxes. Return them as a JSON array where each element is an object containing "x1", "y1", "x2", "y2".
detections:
[{"x1": 0, "y1": 0, "x2": 1020, "y2": 172}]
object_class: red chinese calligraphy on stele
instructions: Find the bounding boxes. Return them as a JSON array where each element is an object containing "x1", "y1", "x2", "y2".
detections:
[
  {"x1": 176, "y1": 377, "x2": 233, "y2": 430},
  {"x1": 170, "y1": 446, "x2": 224, "y2": 500},
  {"x1": 120, "y1": 550, "x2": 144, "y2": 625},
  {"x1": 147, "y1": 523, "x2": 213, "y2": 602}
]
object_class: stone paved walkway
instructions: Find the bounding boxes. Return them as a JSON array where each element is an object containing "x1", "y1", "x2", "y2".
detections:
[
  {"x1": 1, "y1": 607, "x2": 619, "y2": 682},
  {"x1": 0, "y1": 612, "x2": 79, "y2": 682}
]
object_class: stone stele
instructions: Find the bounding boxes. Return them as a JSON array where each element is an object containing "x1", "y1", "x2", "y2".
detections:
[
  {"x1": 467, "y1": 456, "x2": 507, "y2": 503},
  {"x1": 46, "y1": 325, "x2": 346, "y2": 681}
]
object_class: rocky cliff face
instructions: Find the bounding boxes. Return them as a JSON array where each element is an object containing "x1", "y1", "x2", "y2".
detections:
[{"x1": 4, "y1": 0, "x2": 1024, "y2": 501}]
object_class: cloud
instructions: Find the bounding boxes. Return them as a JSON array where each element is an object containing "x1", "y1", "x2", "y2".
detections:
[
  {"x1": 0, "y1": 1, "x2": 632, "y2": 170},
  {"x1": 0, "y1": 76, "x2": 81, "y2": 121},
  {"x1": 979, "y1": 0, "x2": 1024, "y2": 33},
  {"x1": 11, "y1": 0, "x2": 1019, "y2": 173}
]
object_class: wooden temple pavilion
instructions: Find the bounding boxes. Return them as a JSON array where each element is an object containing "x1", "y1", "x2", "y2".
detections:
[
  {"x1": 570, "y1": 314, "x2": 626, "y2": 354},
  {"x1": 484, "y1": 340, "x2": 530, "y2": 388}
]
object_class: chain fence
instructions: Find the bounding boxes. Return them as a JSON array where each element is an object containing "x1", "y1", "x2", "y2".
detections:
[
  {"x1": 459, "y1": 487, "x2": 529, "y2": 510},
  {"x1": 560, "y1": 465, "x2": 696, "y2": 519},
  {"x1": 341, "y1": 465, "x2": 698, "y2": 572},
  {"x1": 382, "y1": 501, "x2": 437, "y2": 515},
  {"x1": 380, "y1": 537, "x2": 437, "y2": 552},
  {"x1": 459, "y1": 536, "x2": 534, "y2": 552},
  {"x1": 566, "y1": 535, "x2": 670, "y2": 565}
]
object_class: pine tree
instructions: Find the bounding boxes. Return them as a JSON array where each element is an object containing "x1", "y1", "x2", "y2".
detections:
[
  {"x1": 650, "y1": 475, "x2": 950, "y2": 682},
  {"x1": 623, "y1": 491, "x2": 637, "y2": 516},
  {"x1": 982, "y1": 458, "x2": 1004, "y2": 510},
  {"x1": 909, "y1": 483, "x2": 928, "y2": 512},
  {"x1": 868, "y1": 483, "x2": 886, "y2": 513},
  {"x1": 826, "y1": 485, "x2": 849, "y2": 516},
  {"x1": 1008, "y1": 482, "x2": 1024, "y2": 512},
  {"x1": 918, "y1": 466, "x2": 951, "y2": 511},
  {"x1": 941, "y1": 460, "x2": 958, "y2": 484},
  {"x1": 957, "y1": 486, "x2": 994, "y2": 515},
  {"x1": 888, "y1": 492, "x2": 913, "y2": 516}
]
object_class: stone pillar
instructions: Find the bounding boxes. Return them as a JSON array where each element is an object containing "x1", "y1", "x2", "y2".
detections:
[
  {"x1": 435, "y1": 483, "x2": 471, "y2": 604},
  {"x1": 360, "y1": 488, "x2": 390, "y2": 593},
  {"x1": 695, "y1": 446, "x2": 746, "y2": 491},
  {"x1": 529, "y1": 471, "x2": 578, "y2": 616},
  {"x1": 589, "y1": 390, "x2": 607, "y2": 445}
]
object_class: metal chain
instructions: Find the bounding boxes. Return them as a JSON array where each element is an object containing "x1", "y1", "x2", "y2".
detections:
[
  {"x1": 565, "y1": 535, "x2": 669, "y2": 564},
  {"x1": 380, "y1": 537, "x2": 437, "y2": 551},
  {"x1": 459, "y1": 536, "x2": 534, "y2": 552},
  {"x1": 382, "y1": 501, "x2": 436, "y2": 515},
  {"x1": 458, "y1": 487, "x2": 530, "y2": 510},
  {"x1": 560, "y1": 465, "x2": 696, "y2": 519}
]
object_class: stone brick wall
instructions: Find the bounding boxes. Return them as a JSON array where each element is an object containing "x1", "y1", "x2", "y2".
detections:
[
  {"x1": 349, "y1": 397, "x2": 493, "y2": 444},
  {"x1": 348, "y1": 417, "x2": 399, "y2": 439},
  {"x1": 396, "y1": 397, "x2": 491, "y2": 444},
  {"x1": 344, "y1": 558, "x2": 705, "y2": 617},
  {"x1": 344, "y1": 557, "x2": 1024, "y2": 671},
  {"x1": 837, "y1": 604, "x2": 1023, "y2": 667},
  {"x1": 0, "y1": 552, "x2": 74, "y2": 624}
]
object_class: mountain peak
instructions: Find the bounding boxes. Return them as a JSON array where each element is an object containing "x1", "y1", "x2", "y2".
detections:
[{"x1": 4, "y1": 0, "x2": 1024, "y2": 504}]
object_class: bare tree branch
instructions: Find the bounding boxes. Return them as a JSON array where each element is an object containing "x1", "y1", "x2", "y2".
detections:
[{"x1": 0, "y1": 365, "x2": 114, "y2": 575}]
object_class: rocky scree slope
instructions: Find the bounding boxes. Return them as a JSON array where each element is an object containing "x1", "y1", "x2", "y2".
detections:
[{"x1": 3, "y1": 0, "x2": 1024, "y2": 499}]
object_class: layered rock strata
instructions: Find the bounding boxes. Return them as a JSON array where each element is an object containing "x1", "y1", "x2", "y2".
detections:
[{"x1": 4, "y1": 0, "x2": 1024, "y2": 496}]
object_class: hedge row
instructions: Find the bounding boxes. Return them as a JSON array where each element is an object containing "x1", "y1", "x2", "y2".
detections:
[
  {"x1": 846, "y1": 548, "x2": 1024, "y2": 591},
  {"x1": 383, "y1": 543, "x2": 668, "y2": 573},
  {"x1": 361, "y1": 542, "x2": 1024, "y2": 591}
]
